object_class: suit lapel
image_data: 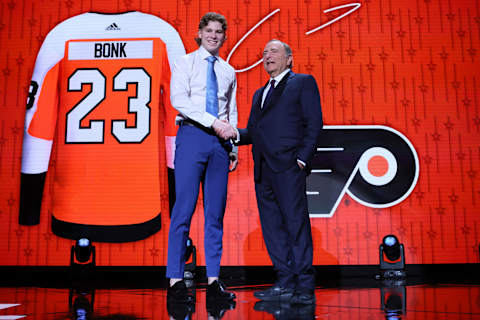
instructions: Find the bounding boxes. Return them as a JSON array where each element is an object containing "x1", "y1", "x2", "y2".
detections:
[
  {"x1": 253, "y1": 88, "x2": 263, "y2": 112},
  {"x1": 261, "y1": 71, "x2": 294, "y2": 112}
]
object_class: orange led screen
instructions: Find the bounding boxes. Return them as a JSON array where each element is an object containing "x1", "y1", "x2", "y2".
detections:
[{"x1": 0, "y1": 0, "x2": 479, "y2": 266}]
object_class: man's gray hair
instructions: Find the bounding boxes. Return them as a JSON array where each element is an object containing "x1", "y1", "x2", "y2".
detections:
[{"x1": 267, "y1": 39, "x2": 293, "y2": 68}]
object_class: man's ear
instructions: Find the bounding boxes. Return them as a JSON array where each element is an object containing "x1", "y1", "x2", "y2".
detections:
[{"x1": 220, "y1": 35, "x2": 227, "y2": 48}]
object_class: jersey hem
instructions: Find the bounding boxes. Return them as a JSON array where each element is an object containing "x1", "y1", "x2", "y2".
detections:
[{"x1": 51, "y1": 212, "x2": 162, "y2": 242}]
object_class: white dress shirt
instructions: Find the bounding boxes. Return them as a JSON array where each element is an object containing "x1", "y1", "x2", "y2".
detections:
[
  {"x1": 170, "y1": 45, "x2": 238, "y2": 129},
  {"x1": 261, "y1": 68, "x2": 291, "y2": 108}
]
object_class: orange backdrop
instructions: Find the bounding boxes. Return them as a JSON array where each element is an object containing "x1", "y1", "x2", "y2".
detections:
[{"x1": 0, "y1": 0, "x2": 479, "y2": 266}]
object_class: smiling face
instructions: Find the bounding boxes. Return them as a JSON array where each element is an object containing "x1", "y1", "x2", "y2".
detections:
[
  {"x1": 198, "y1": 20, "x2": 226, "y2": 56},
  {"x1": 263, "y1": 40, "x2": 293, "y2": 78}
]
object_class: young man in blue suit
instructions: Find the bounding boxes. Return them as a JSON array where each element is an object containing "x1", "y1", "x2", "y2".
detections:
[
  {"x1": 166, "y1": 12, "x2": 238, "y2": 303},
  {"x1": 235, "y1": 39, "x2": 323, "y2": 305}
]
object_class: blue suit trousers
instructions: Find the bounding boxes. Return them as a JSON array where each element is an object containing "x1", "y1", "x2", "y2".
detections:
[{"x1": 166, "y1": 124, "x2": 230, "y2": 279}]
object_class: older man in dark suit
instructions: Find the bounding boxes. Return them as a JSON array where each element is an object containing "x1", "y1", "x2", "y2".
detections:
[{"x1": 234, "y1": 39, "x2": 323, "y2": 305}]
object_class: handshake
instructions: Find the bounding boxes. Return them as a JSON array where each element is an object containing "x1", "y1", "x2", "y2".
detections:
[{"x1": 212, "y1": 119, "x2": 238, "y2": 140}]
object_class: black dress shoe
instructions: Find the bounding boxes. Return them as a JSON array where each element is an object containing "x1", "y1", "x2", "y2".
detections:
[
  {"x1": 167, "y1": 280, "x2": 195, "y2": 303},
  {"x1": 254, "y1": 300, "x2": 291, "y2": 315},
  {"x1": 206, "y1": 298, "x2": 236, "y2": 319},
  {"x1": 167, "y1": 300, "x2": 195, "y2": 320},
  {"x1": 290, "y1": 289, "x2": 316, "y2": 305},
  {"x1": 253, "y1": 286, "x2": 295, "y2": 302},
  {"x1": 207, "y1": 280, "x2": 236, "y2": 300},
  {"x1": 254, "y1": 301, "x2": 315, "y2": 320},
  {"x1": 291, "y1": 304, "x2": 315, "y2": 319}
]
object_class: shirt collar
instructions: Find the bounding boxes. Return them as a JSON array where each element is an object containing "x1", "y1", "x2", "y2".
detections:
[
  {"x1": 198, "y1": 45, "x2": 220, "y2": 60},
  {"x1": 270, "y1": 68, "x2": 291, "y2": 86}
]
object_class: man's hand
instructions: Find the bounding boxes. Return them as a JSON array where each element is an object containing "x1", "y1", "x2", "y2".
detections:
[
  {"x1": 229, "y1": 152, "x2": 238, "y2": 172},
  {"x1": 212, "y1": 119, "x2": 236, "y2": 140},
  {"x1": 297, "y1": 159, "x2": 305, "y2": 170}
]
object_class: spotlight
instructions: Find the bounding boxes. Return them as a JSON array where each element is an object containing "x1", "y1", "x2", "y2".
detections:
[
  {"x1": 381, "y1": 285, "x2": 406, "y2": 319},
  {"x1": 70, "y1": 238, "x2": 96, "y2": 267},
  {"x1": 383, "y1": 235, "x2": 401, "y2": 261},
  {"x1": 184, "y1": 237, "x2": 196, "y2": 288},
  {"x1": 184, "y1": 237, "x2": 194, "y2": 262},
  {"x1": 69, "y1": 288, "x2": 95, "y2": 320},
  {"x1": 377, "y1": 234, "x2": 406, "y2": 279}
]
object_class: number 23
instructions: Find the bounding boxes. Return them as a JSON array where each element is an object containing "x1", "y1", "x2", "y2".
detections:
[{"x1": 66, "y1": 67, "x2": 151, "y2": 144}]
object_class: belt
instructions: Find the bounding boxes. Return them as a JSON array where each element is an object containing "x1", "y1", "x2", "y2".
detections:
[
  {"x1": 178, "y1": 119, "x2": 215, "y2": 134},
  {"x1": 179, "y1": 119, "x2": 233, "y2": 151},
  {"x1": 178, "y1": 119, "x2": 202, "y2": 127}
]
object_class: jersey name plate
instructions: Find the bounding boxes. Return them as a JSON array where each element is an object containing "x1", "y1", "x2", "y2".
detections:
[{"x1": 68, "y1": 40, "x2": 153, "y2": 60}]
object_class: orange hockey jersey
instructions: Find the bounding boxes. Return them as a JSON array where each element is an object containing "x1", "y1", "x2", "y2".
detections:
[{"x1": 19, "y1": 11, "x2": 185, "y2": 242}]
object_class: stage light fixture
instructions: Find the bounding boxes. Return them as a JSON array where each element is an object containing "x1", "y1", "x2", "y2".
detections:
[
  {"x1": 70, "y1": 238, "x2": 96, "y2": 267},
  {"x1": 383, "y1": 235, "x2": 401, "y2": 261},
  {"x1": 377, "y1": 234, "x2": 406, "y2": 279},
  {"x1": 184, "y1": 237, "x2": 194, "y2": 261},
  {"x1": 381, "y1": 284, "x2": 406, "y2": 319},
  {"x1": 184, "y1": 237, "x2": 197, "y2": 288},
  {"x1": 69, "y1": 288, "x2": 94, "y2": 320}
]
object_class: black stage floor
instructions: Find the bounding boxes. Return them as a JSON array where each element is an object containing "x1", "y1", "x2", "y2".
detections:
[
  {"x1": 1, "y1": 265, "x2": 479, "y2": 319},
  {"x1": 1, "y1": 279, "x2": 480, "y2": 319}
]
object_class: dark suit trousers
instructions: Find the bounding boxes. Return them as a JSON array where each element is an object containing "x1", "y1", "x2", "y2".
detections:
[{"x1": 255, "y1": 159, "x2": 315, "y2": 290}]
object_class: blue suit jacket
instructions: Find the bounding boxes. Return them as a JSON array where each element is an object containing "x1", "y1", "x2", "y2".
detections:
[{"x1": 238, "y1": 71, "x2": 323, "y2": 181}]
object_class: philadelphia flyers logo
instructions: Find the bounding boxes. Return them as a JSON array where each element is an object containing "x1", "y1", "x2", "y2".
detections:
[{"x1": 307, "y1": 125, "x2": 419, "y2": 217}]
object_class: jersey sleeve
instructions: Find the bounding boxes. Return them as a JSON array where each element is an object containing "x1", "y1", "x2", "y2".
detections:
[
  {"x1": 19, "y1": 30, "x2": 63, "y2": 225},
  {"x1": 159, "y1": 24, "x2": 185, "y2": 169},
  {"x1": 161, "y1": 46, "x2": 177, "y2": 169}
]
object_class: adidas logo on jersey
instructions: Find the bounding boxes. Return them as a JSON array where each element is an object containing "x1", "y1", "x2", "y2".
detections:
[{"x1": 105, "y1": 22, "x2": 121, "y2": 31}]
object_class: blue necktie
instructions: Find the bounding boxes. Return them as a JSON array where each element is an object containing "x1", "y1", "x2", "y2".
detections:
[
  {"x1": 206, "y1": 56, "x2": 219, "y2": 117},
  {"x1": 262, "y1": 79, "x2": 276, "y2": 108}
]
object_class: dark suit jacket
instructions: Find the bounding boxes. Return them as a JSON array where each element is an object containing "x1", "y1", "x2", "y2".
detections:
[{"x1": 238, "y1": 71, "x2": 323, "y2": 180}]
